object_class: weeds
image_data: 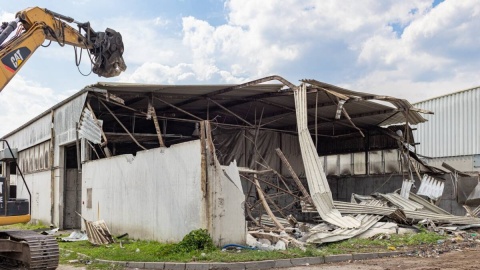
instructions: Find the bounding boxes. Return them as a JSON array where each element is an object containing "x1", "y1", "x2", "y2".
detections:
[{"x1": 57, "y1": 229, "x2": 445, "y2": 265}]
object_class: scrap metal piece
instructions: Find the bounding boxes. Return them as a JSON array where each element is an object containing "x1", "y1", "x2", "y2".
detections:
[
  {"x1": 417, "y1": 175, "x2": 445, "y2": 200},
  {"x1": 408, "y1": 192, "x2": 451, "y2": 215},
  {"x1": 304, "y1": 200, "x2": 384, "y2": 244},
  {"x1": 294, "y1": 84, "x2": 360, "y2": 229},
  {"x1": 400, "y1": 179, "x2": 415, "y2": 199},
  {"x1": 380, "y1": 193, "x2": 424, "y2": 211},
  {"x1": 466, "y1": 181, "x2": 480, "y2": 205}
]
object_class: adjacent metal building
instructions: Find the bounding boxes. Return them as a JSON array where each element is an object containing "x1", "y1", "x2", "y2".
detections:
[{"x1": 413, "y1": 86, "x2": 480, "y2": 172}]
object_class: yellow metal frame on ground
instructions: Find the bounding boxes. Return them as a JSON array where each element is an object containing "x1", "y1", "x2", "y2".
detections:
[{"x1": 0, "y1": 214, "x2": 31, "y2": 225}]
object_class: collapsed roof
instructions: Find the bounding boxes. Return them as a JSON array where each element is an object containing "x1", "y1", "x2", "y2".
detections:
[{"x1": 81, "y1": 75, "x2": 429, "y2": 153}]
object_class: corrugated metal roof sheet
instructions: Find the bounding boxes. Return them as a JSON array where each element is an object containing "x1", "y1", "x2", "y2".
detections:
[
  {"x1": 417, "y1": 175, "x2": 445, "y2": 200},
  {"x1": 295, "y1": 84, "x2": 360, "y2": 229},
  {"x1": 303, "y1": 79, "x2": 428, "y2": 125}
]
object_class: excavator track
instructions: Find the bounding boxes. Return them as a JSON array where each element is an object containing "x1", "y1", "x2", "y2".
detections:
[{"x1": 0, "y1": 230, "x2": 59, "y2": 269}]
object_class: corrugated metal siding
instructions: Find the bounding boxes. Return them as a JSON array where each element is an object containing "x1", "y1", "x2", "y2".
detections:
[
  {"x1": 3, "y1": 114, "x2": 51, "y2": 151},
  {"x1": 54, "y1": 93, "x2": 87, "y2": 145},
  {"x1": 413, "y1": 86, "x2": 480, "y2": 157}
]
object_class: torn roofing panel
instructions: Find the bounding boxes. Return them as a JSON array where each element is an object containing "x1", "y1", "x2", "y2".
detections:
[
  {"x1": 295, "y1": 84, "x2": 360, "y2": 229},
  {"x1": 304, "y1": 200, "x2": 385, "y2": 244},
  {"x1": 78, "y1": 76, "x2": 428, "y2": 146},
  {"x1": 302, "y1": 79, "x2": 428, "y2": 125}
]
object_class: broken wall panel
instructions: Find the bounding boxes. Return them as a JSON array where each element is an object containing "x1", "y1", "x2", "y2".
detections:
[{"x1": 82, "y1": 140, "x2": 207, "y2": 243}]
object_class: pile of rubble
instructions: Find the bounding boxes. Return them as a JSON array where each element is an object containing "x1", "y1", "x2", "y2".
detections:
[{"x1": 241, "y1": 152, "x2": 480, "y2": 251}]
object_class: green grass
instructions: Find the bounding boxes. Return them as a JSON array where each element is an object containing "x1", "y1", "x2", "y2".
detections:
[
  {"x1": 57, "y1": 230, "x2": 445, "y2": 264},
  {"x1": 320, "y1": 231, "x2": 445, "y2": 254},
  {"x1": 0, "y1": 221, "x2": 50, "y2": 231},
  {"x1": 1, "y1": 223, "x2": 447, "y2": 269}
]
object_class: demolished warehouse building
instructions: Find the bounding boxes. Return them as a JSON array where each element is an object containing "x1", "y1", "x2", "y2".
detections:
[{"x1": 1, "y1": 75, "x2": 479, "y2": 247}]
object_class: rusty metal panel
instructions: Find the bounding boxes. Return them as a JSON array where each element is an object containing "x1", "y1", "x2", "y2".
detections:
[{"x1": 414, "y1": 86, "x2": 480, "y2": 157}]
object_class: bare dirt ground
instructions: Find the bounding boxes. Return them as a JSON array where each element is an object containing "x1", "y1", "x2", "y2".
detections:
[{"x1": 285, "y1": 246, "x2": 480, "y2": 270}]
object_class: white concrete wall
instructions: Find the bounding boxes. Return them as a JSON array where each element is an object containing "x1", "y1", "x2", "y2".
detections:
[
  {"x1": 209, "y1": 161, "x2": 246, "y2": 246},
  {"x1": 14, "y1": 171, "x2": 52, "y2": 224},
  {"x1": 82, "y1": 140, "x2": 206, "y2": 242}
]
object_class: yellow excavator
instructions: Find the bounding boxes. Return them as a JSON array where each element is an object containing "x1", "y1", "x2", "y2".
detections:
[{"x1": 0, "y1": 7, "x2": 126, "y2": 269}]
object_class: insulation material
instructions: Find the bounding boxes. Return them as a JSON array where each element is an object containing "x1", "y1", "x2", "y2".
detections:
[
  {"x1": 417, "y1": 175, "x2": 445, "y2": 200},
  {"x1": 294, "y1": 84, "x2": 360, "y2": 229}
]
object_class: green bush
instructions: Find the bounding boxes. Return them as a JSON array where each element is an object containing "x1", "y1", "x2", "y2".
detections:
[{"x1": 175, "y1": 229, "x2": 215, "y2": 252}]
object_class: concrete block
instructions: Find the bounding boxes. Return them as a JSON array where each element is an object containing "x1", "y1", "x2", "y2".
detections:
[
  {"x1": 113, "y1": 261, "x2": 127, "y2": 266},
  {"x1": 210, "y1": 262, "x2": 245, "y2": 270},
  {"x1": 126, "y1": 261, "x2": 146, "y2": 268},
  {"x1": 96, "y1": 259, "x2": 113, "y2": 264},
  {"x1": 244, "y1": 260, "x2": 275, "y2": 269},
  {"x1": 324, "y1": 254, "x2": 352, "y2": 263},
  {"x1": 306, "y1": 256, "x2": 324, "y2": 265},
  {"x1": 144, "y1": 262, "x2": 165, "y2": 269},
  {"x1": 164, "y1": 262, "x2": 186, "y2": 270},
  {"x1": 290, "y1": 258, "x2": 309, "y2": 266},
  {"x1": 186, "y1": 262, "x2": 211, "y2": 270},
  {"x1": 274, "y1": 259, "x2": 294, "y2": 268},
  {"x1": 352, "y1": 252, "x2": 379, "y2": 261}
]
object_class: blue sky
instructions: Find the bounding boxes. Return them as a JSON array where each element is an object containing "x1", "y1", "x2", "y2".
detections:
[{"x1": 0, "y1": 0, "x2": 478, "y2": 136}]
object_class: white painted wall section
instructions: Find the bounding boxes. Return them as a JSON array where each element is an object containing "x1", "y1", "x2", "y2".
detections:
[
  {"x1": 210, "y1": 161, "x2": 246, "y2": 246},
  {"x1": 82, "y1": 140, "x2": 205, "y2": 242}
]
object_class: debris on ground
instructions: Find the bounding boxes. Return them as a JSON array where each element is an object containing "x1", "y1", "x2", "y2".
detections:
[
  {"x1": 76, "y1": 212, "x2": 115, "y2": 245},
  {"x1": 240, "y1": 148, "x2": 480, "y2": 253},
  {"x1": 62, "y1": 230, "x2": 89, "y2": 242}
]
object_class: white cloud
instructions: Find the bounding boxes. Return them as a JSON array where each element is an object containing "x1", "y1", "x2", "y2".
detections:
[
  {"x1": 0, "y1": 76, "x2": 68, "y2": 136},
  {"x1": 123, "y1": 62, "x2": 195, "y2": 84}
]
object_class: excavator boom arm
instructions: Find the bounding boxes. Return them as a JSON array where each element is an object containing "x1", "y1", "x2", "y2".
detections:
[{"x1": 0, "y1": 6, "x2": 126, "y2": 92}]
